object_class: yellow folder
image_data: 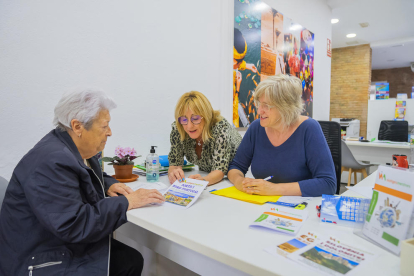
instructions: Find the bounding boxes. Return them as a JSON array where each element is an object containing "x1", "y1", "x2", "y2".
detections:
[{"x1": 210, "y1": 186, "x2": 281, "y2": 204}]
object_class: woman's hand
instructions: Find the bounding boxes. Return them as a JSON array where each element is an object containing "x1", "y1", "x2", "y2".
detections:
[
  {"x1": 242, "y1": 178, "x2": 275, "y2": 196},
  {"x1": 107, "y1": 183, "x2": 134, "y2": 197},
  {"x1": 168, "y1": 166, "x2": 185, "y2": 184},
  {"x1": 125, "y1": 189, "x2": 165, "y2": 210}
]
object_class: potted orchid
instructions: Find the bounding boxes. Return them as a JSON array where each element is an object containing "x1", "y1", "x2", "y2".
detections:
[{"x1": 102, "y1": 146, "x2": 141, "y2": 179}]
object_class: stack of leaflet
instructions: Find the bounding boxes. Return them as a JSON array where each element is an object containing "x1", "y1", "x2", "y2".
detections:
[
  {"x1": 210, "y1": 186, "x2": 281, "y2": 204},
  {"x1": 250, "y1": 206, "x2": 308, "y2": 235},
  {"x1": 133, "y1": 163, "x2": 195, "y2": 177}
]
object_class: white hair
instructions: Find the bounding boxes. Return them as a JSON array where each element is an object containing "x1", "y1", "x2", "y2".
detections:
[
  {"x1": 254, "y1": 74, "x2": 304, "y2": 127},
  {"x1": 53, "y1": 88, "x2": 117, "y2": 131}
]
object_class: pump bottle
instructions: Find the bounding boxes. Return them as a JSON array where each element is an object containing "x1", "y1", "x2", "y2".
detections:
[{"x1": 146, "y1": 146, "x2": 159, "y2": 182}]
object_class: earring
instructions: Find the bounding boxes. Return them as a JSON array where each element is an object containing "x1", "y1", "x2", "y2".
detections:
[{"x1": 78, "y1": 134, "x2": 81, "y2": 138}]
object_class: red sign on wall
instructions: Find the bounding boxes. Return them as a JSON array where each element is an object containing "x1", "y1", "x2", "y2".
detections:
[{"x1": 327, "y1": 38, "x2": 332, "y2": 57}]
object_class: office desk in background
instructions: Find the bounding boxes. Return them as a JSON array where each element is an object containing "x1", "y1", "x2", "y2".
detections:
[
  {"x1": 113, "y1": 170, "x2": 400, "y2": 276},
  {"x1": 342, "y1": 141, "x2": 410, "y2": 184}
]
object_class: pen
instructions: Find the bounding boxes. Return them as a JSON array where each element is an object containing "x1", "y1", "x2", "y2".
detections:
[{"x1": 246, "y1": 176, "x2": 273, "y2": 189}]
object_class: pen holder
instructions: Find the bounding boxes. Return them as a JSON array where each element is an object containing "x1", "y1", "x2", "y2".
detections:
[{"x1": 401, "y1": 237, "x2": 414, "y2": 276}]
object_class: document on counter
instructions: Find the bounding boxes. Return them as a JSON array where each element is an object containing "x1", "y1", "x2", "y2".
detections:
[
  {"x1": 264, "y1": 232, "x2": 321, "y2": 258},
  {"x1": 288, "y1": 236, "x2": 378, "y2": 276},
  {"x1": 268, "y1": 196, "x2": 312, "y2": 207},
  {"x1": 163, "y1": 178, "x2": 208, "y2": 209},
  {"x1": 128, "y1": 181, "x2": 169, "y2": 192},
  {"x1": 210, "y1": 186, "x2": 281, "y2": 204},
  {"x1": 362, "y1": 166, "x2": 414, "y2": 254},
  {"x1": 250, "y1": 206, "x2": 308, "y2": 235}
]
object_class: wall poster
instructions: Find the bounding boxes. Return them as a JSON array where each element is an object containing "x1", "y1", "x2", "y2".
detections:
[{"x1": 233, "y1": 0, "x2": 315, "y2": 127}]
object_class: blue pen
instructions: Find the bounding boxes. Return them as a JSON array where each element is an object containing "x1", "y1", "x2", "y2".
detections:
[{"x1": 264, "y1": 176, "x2": 273, "y2": 181}]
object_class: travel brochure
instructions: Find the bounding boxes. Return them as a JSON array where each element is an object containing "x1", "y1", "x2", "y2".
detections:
[
  {"x1": 264, "y1": 232, "x2": 321, "y2": 258},
  {"x1": 394, "y1": 100, "x2": 406, "y2": 121},
  {"x1": 250, "y1": 206, "x2": 308, "y2": 235},
  {"x1": 163, "y1": 178, "x2": 209, "y2": 209},
  {"x1": 362, "y1": 166, "x2": 414, "y2": 254},
  {"x1": 288, "y1": 236, "x2": 378, "y2": 276}
]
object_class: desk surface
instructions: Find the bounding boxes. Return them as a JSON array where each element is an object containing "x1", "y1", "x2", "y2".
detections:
[
  {"x1": 122, "y1": 171, "x2": 400, "y2": 276},
  {"x1": 345, "y1": 140, "x2": 410, "y2": 149}
]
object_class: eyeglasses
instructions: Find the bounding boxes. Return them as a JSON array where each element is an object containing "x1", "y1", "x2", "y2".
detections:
[
  {"x1": 178, "y1": 115, "x2": 203, "y2": 125},
  {"x1": 255, "y1": 101, "x2": 274, "y2": 111}
]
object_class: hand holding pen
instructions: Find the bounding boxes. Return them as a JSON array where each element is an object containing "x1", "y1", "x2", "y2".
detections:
[{"x1": 242, "y1": 176, "x2": 273, "y2": 195}]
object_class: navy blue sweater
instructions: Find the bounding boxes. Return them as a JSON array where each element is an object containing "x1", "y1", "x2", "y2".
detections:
[{"x1": 228, "y1": 118, "x2": 336, "y2": 197}]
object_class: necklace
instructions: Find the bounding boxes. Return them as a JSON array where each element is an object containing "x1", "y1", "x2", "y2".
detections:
[{"x1": 197, "y1": 138, "x2": 202, "y2": 146}]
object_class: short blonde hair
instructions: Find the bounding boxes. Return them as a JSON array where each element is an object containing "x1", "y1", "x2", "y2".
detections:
[
  {"x1": 175, "y1": 91, "x2": 222, "y2": 142},
  {"x1": 254, "y1": 74, "x2": 303, "y2": 127}
]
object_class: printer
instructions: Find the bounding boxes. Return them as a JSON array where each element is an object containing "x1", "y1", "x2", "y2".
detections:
[{"x1": 332, "y1": 118, "x2": 360, "y2": 138}]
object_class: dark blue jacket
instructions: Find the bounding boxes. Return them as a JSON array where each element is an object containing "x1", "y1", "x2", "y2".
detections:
[{"x1": 0, "y1": 129, "x2": 129, "y2": 275}]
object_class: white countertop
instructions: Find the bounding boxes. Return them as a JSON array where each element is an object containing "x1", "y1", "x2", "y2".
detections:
[
  {"x1": 121, "y1": 171, "x2": 400, "y2": 276},
  {"x1": 345, "y1": 140, "x2": 410, "y2": 149}
]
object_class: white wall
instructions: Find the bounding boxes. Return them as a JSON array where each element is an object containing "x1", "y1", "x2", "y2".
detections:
[{"x1": 0, "y1": 0, "x2": 332, "y2": 180}]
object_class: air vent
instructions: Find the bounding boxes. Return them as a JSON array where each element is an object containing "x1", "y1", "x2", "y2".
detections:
[
  {"x1": 387, "y1": 59, "x2": 395, "y2": 62},
  {"x1": 346, "y1": 40, "x2": 359, "y2": 45},
  {"x1": 391, "y1": 44, "x2": 404, "y2": 47},
  {"x1": 359, "y1": 22, "x2": 369, "y2": 28}
]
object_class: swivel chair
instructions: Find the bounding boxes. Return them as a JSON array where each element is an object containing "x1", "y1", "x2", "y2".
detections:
[
  {"x1": 341, "y1": 141, "x2": 374, "y2": 186},
  {"x1": 378, "y1": 120, "x2": 408, "y2": 142}
]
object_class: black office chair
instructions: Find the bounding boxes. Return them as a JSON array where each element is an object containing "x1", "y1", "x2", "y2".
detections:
[
  {"x1": 378, "y1": 120, "x2": 408, "y2": 142},
  {"x1": 318, "y1": 121, "x2": 342, "y2": 194}
]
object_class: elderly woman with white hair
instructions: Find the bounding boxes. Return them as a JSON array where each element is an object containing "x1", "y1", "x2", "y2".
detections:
[
  {"x1": 0, "y1": 89, "x2": 164, "y2": 276},
  {"x1": 228, "y1": 75, "x2": 336, "y2": 197}
]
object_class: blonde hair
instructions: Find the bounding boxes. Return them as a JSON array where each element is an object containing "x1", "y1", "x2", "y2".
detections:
[
  {"x1": 254, "y1": 74, "x2": 303, "y2": 127},
  {"x1": 175, "y1": 91, "x2": 222, "y2": 142}
]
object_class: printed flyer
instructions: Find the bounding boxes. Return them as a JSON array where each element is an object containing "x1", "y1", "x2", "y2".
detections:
[
  {"x1": 265, "y1": 232, "x2": 321, "y2": 258},
  {"x1": 250, "y1": 206, "x2": 308, "y2": 235},
  {"x1": 362, "y1": 166, "x2": 414, "y2": 254},
  {"x1": 163, "y1": 178, "x2": 208, "y2": 209},
  {"x1": 288, "y1": 236, "x2": 378, "y2": 276}
]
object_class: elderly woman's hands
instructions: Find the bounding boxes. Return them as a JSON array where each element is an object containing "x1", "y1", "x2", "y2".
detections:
[
  {"x1": 242, "y1": 178, "x2": 275, "y2": 196},
  {"x1": 107, "y1": 183, "x2": 134, "y2": 197},
  {"x1": 125, "y1": 189, "x2": 165, "y2": 210}
]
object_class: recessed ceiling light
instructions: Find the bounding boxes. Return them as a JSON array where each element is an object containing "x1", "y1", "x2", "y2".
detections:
[
  {"x1": 331, "y1": 19, "x2": 339, "y2": 24},
  {"x1": 346, "y1": 33, "x2": 356, "y2": 38}
]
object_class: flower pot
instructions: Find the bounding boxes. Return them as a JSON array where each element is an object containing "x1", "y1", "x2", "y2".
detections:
[{"x1": 113, "y1": 164, "x2": 134, "y2": 179}]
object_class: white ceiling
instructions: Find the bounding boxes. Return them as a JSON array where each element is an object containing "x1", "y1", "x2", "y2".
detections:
[{"x1": 328, "y1": 0, "x2": 414, "y2": 69}]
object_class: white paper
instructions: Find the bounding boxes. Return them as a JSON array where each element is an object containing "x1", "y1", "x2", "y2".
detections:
[
  {"x1": 264, "y1": 232, "x2": 322, "y2": 258},
  {"x1": 163, "y1": 178, "x2": 209, "y2": 209},
  {"x1": 250, "y1": 206, "x2": 308, "y2": 235},
  {"x1": 345, "y1": 186, "x2": 374, "y2": 198},
  {"x1": 288, "y1": 236, "x2": 378, "y2": 276},
  {"x1": 128, "y1": 181, "x2": 168, "y2": 192}
]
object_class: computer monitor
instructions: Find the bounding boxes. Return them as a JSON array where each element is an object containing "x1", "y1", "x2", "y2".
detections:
[{"x1": 378, "y1": 120, "x2": 408, "y2": 142}]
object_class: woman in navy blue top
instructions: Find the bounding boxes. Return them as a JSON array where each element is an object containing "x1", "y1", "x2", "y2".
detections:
[{"x1": 228, "y1": 75, "x2": 336, "y2": 197}]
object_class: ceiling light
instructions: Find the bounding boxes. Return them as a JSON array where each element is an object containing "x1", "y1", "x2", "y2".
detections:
[
  {"x1": 290, "y1": 24, "x2": 302, "y2": 31},
  {"x1": 346, "y1": 33, "x2": 356, "y2": 38},
  {"x1": 254, "y1": 2, "x2": 268, "y2": 10},
  {"x1": 331, "y1": 19, "x2": 339, "y2": 24},
  {"x1": 359, "y1": 22, "x2": 369, "y2": 28}
]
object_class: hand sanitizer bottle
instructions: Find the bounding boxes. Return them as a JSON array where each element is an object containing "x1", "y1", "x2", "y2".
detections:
[{"x1": 146, "y1": 146, "x2": 159, "y2": 182}]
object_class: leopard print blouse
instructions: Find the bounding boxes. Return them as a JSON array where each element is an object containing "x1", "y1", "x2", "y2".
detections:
[{"x1": 168, "y1": 118, "x2": 242, "y2": 175}]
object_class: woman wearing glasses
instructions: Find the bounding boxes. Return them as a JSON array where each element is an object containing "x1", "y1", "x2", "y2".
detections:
[
  {"x1": 228, "y1": 74, "x2": 336, "y2": 197},
  {"x1": 168, "y1": 91, "x2": 242, "y2": 185}
]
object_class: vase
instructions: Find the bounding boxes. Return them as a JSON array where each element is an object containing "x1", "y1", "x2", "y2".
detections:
[{"x1": 113, "y1": 164, "x2": 134, "y2": 179}]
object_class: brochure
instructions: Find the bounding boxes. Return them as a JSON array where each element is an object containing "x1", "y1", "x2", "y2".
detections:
[
  {"x1": 362, "y1": 166, "x2": 414, "y2": 254},
  {"x1": 264, "y1": 232, "x2": 321, "y2": 258},
  {"x1": 268, "y1": 196, "x2": 312, "y2": 207},
  {"x1": 163, "y1": 178, "x2": 209, "y2": 209},
  {"x1": 250, "y1": 206, "x2": 308, "y2": 235},
  {"x1": 288, "y1": 236, "x2": 378, "y2": 276},
  {"x1": 320, "y1": 195, "x2": 371, "y2": 228}
]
